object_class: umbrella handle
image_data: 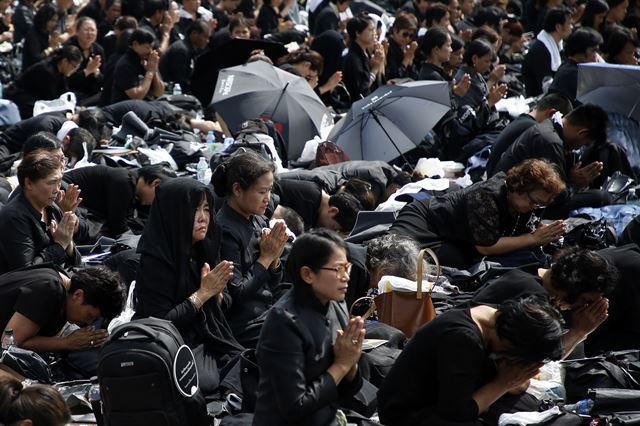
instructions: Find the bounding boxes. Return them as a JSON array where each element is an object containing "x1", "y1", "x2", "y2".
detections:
[{"x1": 370, "y1": 111, "x2": 415, "y2": 173}]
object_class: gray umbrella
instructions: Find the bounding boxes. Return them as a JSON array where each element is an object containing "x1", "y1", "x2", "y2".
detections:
[
  {"x1": 212, "y1": 60, "x2": 333, "y2": 161},
  {"x1": 328, "y1": 81, "x2": 451, "y2": 162},
  {"x1": 577, "y1": 63, "x2": 640, "y2": 121}
]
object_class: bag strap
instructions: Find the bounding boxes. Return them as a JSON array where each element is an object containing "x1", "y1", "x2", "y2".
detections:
[
  {"x1": 417, "y1": 248, "x2": 441, "y2": 300},
  {"x1": 349, "y1": 296, "x2": 377, "y2": 320}
]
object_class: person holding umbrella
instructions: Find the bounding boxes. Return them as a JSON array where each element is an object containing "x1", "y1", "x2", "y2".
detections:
[{"x1": 343, "y1": 13, "x2": 386, "y2": 105}]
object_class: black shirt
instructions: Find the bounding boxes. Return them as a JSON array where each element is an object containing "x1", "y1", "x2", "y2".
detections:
[
  {"x1": 343, "y1": 42, "x2": 375, "y2": 104},
  {"x1": 418, "y1": 62, "x2": 449, "y2": 82},
  {"x1": 522, "y1": 39, "x2": 552, "y2": 97},
  {"x1": 471, "y1": 268, "x2": 548, "y2": 306},
  {"x1": 378, "y1": 308, "x2": 493, "y2": 425},
  {"x1": 0, "y1": 112, "x2": 67, "y2": 155},
  {"x1": 101, "y1": 99, "x2": 178, "y2": 125},
  {"x1": 62, "y1": 165, "x2": 137, "y2": 238},
  {"x1": 0, "y1": 265, "x2": 67, "y2": 337},
  {"x1": 486, "y1": 114, "x2": 537, "y2": 177},
  {"x1": 548, "y1": 59, "x2": 579, "y2": 103},
  {"x1": 111, "y1": 48, "x2": 146, "y2": 103},
  {"x1": 158, "y1": 39, "x2": 197, "y2": 92},
  {"x1": 12, "y1": 0, "x2": 36, "y2": 43},
  {"x1": 386, "y1": 37, "x2": 418, "y2": 81},
  {"x1": 312, "y1": 3, "x2": 339, "y2": 36},
  {"x1": 9, "y1": 59, "x2": 69, "y2": 119},
  {"x1": 256, "y1": 5, "x2": 281, "y2": 36},
  {"x1": 273, "y1": 179, "x2": 322, "y2": 231},
  {"x1": 21, "y1": 27, "x2": 49, "y2": 70},
  {"x1": 66, "y1": 37, "x2": 105, "y2": 99}
]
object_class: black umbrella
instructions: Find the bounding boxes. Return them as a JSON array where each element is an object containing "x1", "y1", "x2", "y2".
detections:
[{"x1": 190, "y1": 38, "x2": 288, "y2": 107}]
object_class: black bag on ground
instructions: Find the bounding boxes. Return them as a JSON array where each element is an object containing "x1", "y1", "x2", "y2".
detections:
[
  {"x1": 1, "y1": 347, "x2": 53, "y2": 384},
  {"x1": 97, "y1": 318, "x2": 208, "y2": 426},
  {"x1": 562, "y1": 218, "x2": 617, "y2": 250}
]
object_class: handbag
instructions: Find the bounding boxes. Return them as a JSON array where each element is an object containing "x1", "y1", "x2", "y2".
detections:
[
  {"x1": 373, "y1": 248, "x2": 439, "y2": 338},
  {"x1": 1, "y1": 347, "x2": 53, "y2": 384}
]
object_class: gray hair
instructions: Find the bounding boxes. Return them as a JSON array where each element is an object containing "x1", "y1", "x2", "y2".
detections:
[{"x1": 366, "y1": 234, "x2": 420, "y2": 280}]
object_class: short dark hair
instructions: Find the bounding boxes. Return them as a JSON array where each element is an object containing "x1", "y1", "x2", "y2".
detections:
[
  {"x1": 425, "y1": 4, "x2": 449, "y2": 27},
  {"x1": 329, "y1": 192, "x2": 362, "y2": 232},
  {"x1": 450, "y1": 33, "x2": 465, "y2": 52},
  {"x1": 129, "y1": 28, "x2": 155, "y2": 46},
  {"x1": 114, "y1": 15, "x2": 138, "y2": 31},
  {"x1": 66, "y1": 127, "x2": 96, "y2": 161},
  {"x1": 550, "y1": 246, "x2": 618, "y2": 304},
  {"x1": 51, "y1": 44, "x2": 82, "y2": 65},
  {"x1": 421, "y1": 27, "x2": 450, "y2": 58},
  {"x1": 144, "y1": 0, "x2": 167, "y2": 17},
  {"x1": 75, "y1": 16, "x2": 96, "y2": 32},
  {"x1": 495, "y1": 296, "x2": 565, "y2": 361},
  {"x1": 543, "y1": 6, "x2": 571, "y2": 33},
  {"x1": 565, "y1": 103, "x2": 609, "y2": 145},
  {"x1": 346, "y1": 13, "x2": 372, "y2": 42},
  {"x1": 33, "y1": 3, "x2": 57, "y2": 31},
  {"x1": 474, "y1": 6, "x2": 506, "y2": 31},
  {"x1": 211, "y1": 151, "x2": 276, "y2": 197},
  {"x1": 392, "y1": 12, "x2": 418, "y2": 31},
  {"x1": 565, "y1": 27, "x2": 603, "y2": 57},
  {"x1": 17, "y1": 150, "x2": 63, "y2": 187},
  {"x1": 286, "y1": 229, "x2": 348, "y2": 289},
  {"x1": 77, "y1": 108, "x2": 109, "y2": 143},
  {"x1": 22, "y1": 132, "x2": 62, "y2": 156},
  {"x1": 137, "y1": 164, "x2": 175, "y2": 185},
  {"x1": 471, "y1": 26, "x2": 500, "y2": 45},
  {"x1": 603, "y1": 26, "x2": 639, "y2": 62},
  {"x1": 275, "y1": 205, "x2": 305, "y2": 236},
  {"x1": 582, "y1": 0, "x2": 609, "y2": 29},
  {"x1": 69, "y1": 267, "x2": 125, "y2": 320},
  {"x1": 286, "y1": 47, "x2": 324, "y2": 75},
  {"x1": 187, "y1": 18, "x2": 209, "y2": 36},
  {"x1": 229, "y1": 16, "x2": 250, "y2": 33},
  {"x1": 535, "y1": 93, "x2": 574, "y2": 115},
  {"x1": 0, "y1": 377, "x2": 71, "y2": 426},
  {"x1": 463, "y1": 38, "x2": 493, "y2": 66},
  {"x1": 342, "y1": 178, "x2": 375, "y2": 210}
]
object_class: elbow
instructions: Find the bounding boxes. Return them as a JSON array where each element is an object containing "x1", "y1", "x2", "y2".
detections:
[{"x1": 475, "y1": 245, "x2": 494, "y2": 256}]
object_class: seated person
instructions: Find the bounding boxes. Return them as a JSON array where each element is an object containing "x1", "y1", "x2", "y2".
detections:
[
  {"x1": 603, "y1": 26, "x2": 639, "y2": 65},
  {"x1": 548, "y1": 28, "x2": 603, "y2": 103},
  {"x1": 138, "y1": 0, "x2": 173, "y2": 54},
  {"x1": 312, "y1": 0, "x2": 351, "y2": 36},
  {"x1": 63, "y1": 164, "x2": 173, "y2": 238},
  {"x1": 385, "y1": 12, "x2": 419, "y2": 81},
  {"x1": 212, "y1": 152, "x2": 287, "y2": 348},
  {"x1": 486, "y1": 93, "x2": 573, "y2": 177},
  {"x1": 256, "y1": 0, "x2": 294, "y2": 37},
  {"x1": 390, "y1": 159, "x2": 566, "y2": 269},
  {"x1": 0, "y1": 377, "x2": 71, "y2": 425},
  {"x1": 273, "y1": 178, "x2": 362, "y2": 233},
  {"x1": 5, "y1": 45, "x2": 82, "y2": 119},
  {"x1": 65, "y1": 16, "x2": 106, "y2": 104},
  {"x1": 159, "y1": 19, "x2": 211, "y2": 94},
  {"x1": 21, "y1": 3, "x2": 59, "y2": 70},
  {"x1": 0, "y1": 265, "x2": 123, "y2": 354},
  {"x1": 377, "y1": 297, "x2": 564, "y2": 425},
  {"x1": 521, "y1": 6, "x2": 573, "y2": 97},
  {"x1": 493, "y1": 104, "x2": 612, "y2": 219},
  {"x1": 110, "y1": 28, "x2": 164, "y2": 103},
  {"x1": 0, "y1": 150, "x2": 81, "y2": 274},
  {"x1": 134, "y1": 178, "x2": 243, "y2": 395},
  {"x1": 254, "y1": 229, "x2": 368, "y2": 425},
  {"x1": 473, "y1": 244, "x2": 640, "y2": 356}
]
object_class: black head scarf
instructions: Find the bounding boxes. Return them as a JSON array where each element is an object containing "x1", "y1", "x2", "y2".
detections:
[{"x1": 311, "y1": 30, "x2": 345, "y2": 86}]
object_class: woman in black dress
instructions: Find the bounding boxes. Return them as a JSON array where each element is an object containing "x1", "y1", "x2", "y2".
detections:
[
  {"x1": 390, "y1": 159, "x2": 567, "y2": 269},
  {"x1": 134, "y1": 178, "x2": 243, "y2": 395}
]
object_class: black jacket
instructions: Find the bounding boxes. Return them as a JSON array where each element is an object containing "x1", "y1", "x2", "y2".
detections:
[
  {"x1": 216, "y1": 203, "x2": 283, "y2": 348},
  {"x1": 254, "y1": 286, "x2": 364, "y2": 425},
  {"x1": 312, "y1": 3, "x2": 339, "y2": 36},
  {"x1": 418, "y1": 62, "x2": 449, "y2": 82},
  {"x1": 66, "y1": 36, "x2": 105, "y2": 99},
  {"x1": 522, "y1": 39, "x2": 553, "y2": 97},
  {"x1": 343, "y1": 43, "x2": 376, "y2": 104},
  {"x1": 21, "y1": 27, "x2": 49, "y2": 70},
  {"x1": 159, "y1": 39, "x2": 199, "y2": 92},
  {"x1": 386, "y1": 37, "x2": 418, "y2": 80},
  {"x1": 548, "y1": 59, "x2": 578, "y2": 103},
  {"x1": 0, "y1": 190, "x2": 81, "y2": 274}
]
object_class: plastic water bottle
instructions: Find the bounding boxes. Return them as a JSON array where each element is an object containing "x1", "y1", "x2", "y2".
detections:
[
  {"x1": 2, "y1": 328, "x2": 15, "y2": 352},
  {"x1": 564, "y1": 399, "x2": 594, "y2": 415},
  {"x1": 124, "y1": 134, "x2": 133, "y2": 149},
  {"x1": 0, "y1": 83, "x2": 3, "y2": 99},
  {"x1": 206, "y1": 130, "x2": 215, "y2": 145},
  {"x1": 628, "y1": 188, "x2": 640, "y2": 206},
  {"x1": 196, "y1": 157, "x2": 208, "y2": 184},
  {"x1": 172, "y1": 83, "x2": 182, "y2": 96},
  {"x1": 88, "y1": 383, "x2": 104, "y2": 426}
]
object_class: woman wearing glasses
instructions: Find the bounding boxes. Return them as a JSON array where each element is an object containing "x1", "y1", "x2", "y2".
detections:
[
  {"x1": 385, "y1": 12, "x2": 419, "y2": 81},
  {"x1": 213, "y1": 151, "x2": 289, "y2": 349},
  {"x1": 254, "y1": 229, "x2": 367, "y2": 425},
  {"x1": 390, "y1": 159, "x2": 567, "y2": 269}
]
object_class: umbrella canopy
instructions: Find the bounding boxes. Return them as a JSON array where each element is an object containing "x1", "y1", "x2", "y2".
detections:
[
  {"x1": 577, "y1": 63, "x2": 640, "y2": 122},
  {"x1": 328, "y1": 81, "x2": 450, "y2": 162},
  {"x1": 190, "y1": 38, "x2": 288, "y2": 106},
  {"x1": 212, "y1": 60, "x2": 333, "y2": 161}
]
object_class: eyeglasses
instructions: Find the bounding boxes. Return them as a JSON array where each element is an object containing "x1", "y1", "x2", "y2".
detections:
[
  {"x1": 399, "y1": 31, "x2": 415, "y2": 38},
  {"x1": 319, "y1": 262, "x2": 352, "y2": 277},
  {"x1": 525, "y1": 192, "x2": 549, "y2": 209}
]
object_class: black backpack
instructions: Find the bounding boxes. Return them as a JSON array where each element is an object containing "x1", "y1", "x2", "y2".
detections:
[{"x1": 97, "y1": 318, "x2": 208, "y2": 426}]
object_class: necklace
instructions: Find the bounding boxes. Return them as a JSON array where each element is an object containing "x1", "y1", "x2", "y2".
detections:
[{"x1": 506, "y1": 213, "x2": 521, "y2": 237}]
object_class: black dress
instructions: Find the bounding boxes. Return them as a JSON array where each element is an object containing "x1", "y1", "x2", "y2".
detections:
[
  {"x1": 6, "y1": 59, "x2": 68, "y2": 119},
  {"x1": 0, "y1": 190, "x2": 81, "y2": 274},
  {"x1": 254, "y1": 285, "x2": 364, "y2": 425},
  {"x1": 390, "y1": 173, "x2": 541, "y2": 269},
  {"x1": 134, "y1": 178, "x2": 243, "y2": 395},
  {"x1": 215, "y1": 202, "x2": 283, "y2": 348},
  {"x1": 343, "y1": 43, "x2": 376, "y2": 104}
]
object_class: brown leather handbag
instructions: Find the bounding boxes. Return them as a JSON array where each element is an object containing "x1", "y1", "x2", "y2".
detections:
[{"x1": 373, "y1": 248, "x2": 439, "y2": 338}]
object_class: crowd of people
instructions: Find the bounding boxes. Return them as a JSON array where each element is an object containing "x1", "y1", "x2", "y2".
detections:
[{"x1": 0, "y1": 0, "x2": 639, "y2": 424}]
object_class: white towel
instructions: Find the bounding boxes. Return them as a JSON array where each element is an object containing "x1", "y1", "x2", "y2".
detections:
[{"x1": 536, "y1": 30, "x2": 563, "y2": 72}]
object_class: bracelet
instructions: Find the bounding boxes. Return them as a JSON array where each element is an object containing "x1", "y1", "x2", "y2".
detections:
[
  {"x1": 188, "y1": 293, "x2": 203, "y2": 311},
  {"x1": 145, "y1": 71, "x2": 154, "y2": 78},
  {"x1": 369, "y1": 72, "x2": 376, "y2": 82}
]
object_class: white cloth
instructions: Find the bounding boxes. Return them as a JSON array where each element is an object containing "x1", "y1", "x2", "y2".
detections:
[
  {"x1": 536, "y1": 30, "x2": 563, "y2": 72},
  {"x1": 498, "y1": 406, "x2": 562, "y2": 426},
  {"x1": 56, "y1": 120, "x2": 78, "y2": 141}
]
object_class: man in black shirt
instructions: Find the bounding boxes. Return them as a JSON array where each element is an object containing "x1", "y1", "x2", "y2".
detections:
[
  {"x1": 111, "y1": 28, "x2": 164, "y2": 103},
  {"x1": 159, "y1": 19, "x2": 210, "y2": 93},
  {"x1": 493, "y1": 104, "x2": 611, "y2": 218},
  {"x1": 486, "y1": 93, "x2": 573, "y2": 177},
  {"x1": 138, "y1": 0, "x2": 172, "y2": 53},
  {"x1": 0, "y1": 265, "x2": 123, "y2": 354},
  {"x1": 63, "y1": 164, "x2": 173, "y2": 238}
]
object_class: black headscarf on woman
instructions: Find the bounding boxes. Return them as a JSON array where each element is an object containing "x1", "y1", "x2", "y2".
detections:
[
  {"x1": 136, "y1": 178, "x2": 243, "y2": 364},
  {"x1": 311, "y1": 30, "x2": 345, "y2": 86}
]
